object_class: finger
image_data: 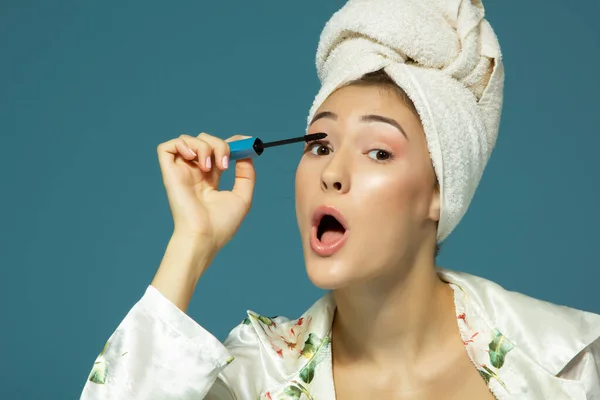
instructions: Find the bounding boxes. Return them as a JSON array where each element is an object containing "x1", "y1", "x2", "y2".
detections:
[
  {"x1": 231, "y1": 157, "x2": 256, "y2": 208},
  {"x1": 157, "y1": 137, "x2": 198, "y2": 168},
  {"x1": 179, "y1": 135, "x2": 226, "y2": 190},
  {"x1": 197, "y1": 132, "x2": 231, "y2": 171},
  {"x1": 225, "y1": 134, "x2": 252, "y2": 142},
  {"x1": 179, "y1": 135, "x2": 212, "y2": 172}
]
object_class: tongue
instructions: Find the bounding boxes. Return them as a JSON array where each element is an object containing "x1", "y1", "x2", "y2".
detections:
[{"x1": 320, "y1": 230, "x2": 344, "y2": 245}]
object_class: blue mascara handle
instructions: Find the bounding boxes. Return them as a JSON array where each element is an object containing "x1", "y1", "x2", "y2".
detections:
[{"x1": 228, "y1": 137, "x2": 265, "y2": 160}]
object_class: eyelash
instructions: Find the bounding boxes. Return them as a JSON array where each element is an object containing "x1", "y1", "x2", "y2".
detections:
[
  {"x1": 304, "y1": 140, "x2": 395, "y2": 163},
  {"x1": 303, "y1": 140, "x2": 331, "y2": 156}
]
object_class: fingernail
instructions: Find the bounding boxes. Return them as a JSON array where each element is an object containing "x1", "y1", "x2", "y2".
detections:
[
  {"x1": 222, "y1": 155, "x2": 229, "y2": 169},
  {"x1": 188, "y1": 148, "x2": 197, "y2": 157},
  {"x1": 205, "y1": 157, "x2": 211, "y2": 169}
]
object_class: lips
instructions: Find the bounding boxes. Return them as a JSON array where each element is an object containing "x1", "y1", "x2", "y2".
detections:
[{"x1": 310, "y1": 205, "x2": 349, "y2": 257}]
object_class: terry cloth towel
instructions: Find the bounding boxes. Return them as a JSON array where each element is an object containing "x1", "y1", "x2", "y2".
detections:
[{"x1": 307, "y1": 0, "x2": 504, "y2": 242}]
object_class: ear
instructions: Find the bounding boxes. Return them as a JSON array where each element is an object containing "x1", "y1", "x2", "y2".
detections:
[{"x1": 428, "y1": 182, "x2": 441, "y2": 222}]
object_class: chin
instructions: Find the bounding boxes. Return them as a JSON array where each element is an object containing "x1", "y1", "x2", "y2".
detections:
[{"x1": 304, "y1": 254, "x2": 359, "y2": 290}]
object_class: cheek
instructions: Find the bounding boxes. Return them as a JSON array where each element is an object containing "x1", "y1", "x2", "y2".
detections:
[
  {"x1": 354, "y1": 173, "x2": 398, "y2": 204},
  {"x1": 352, "y1": 167, "x2": 413, "y2": 209},
  {"x1": 352, "y1": 165, "x2": 431, "y2": 218},
  {"x1": 295, "y1": 159, "x2": 313, "y2": 202}
]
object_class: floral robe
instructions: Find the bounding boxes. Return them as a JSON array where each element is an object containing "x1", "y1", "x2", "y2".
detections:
[{"x1": 80, "y1": 268, "x2": 600, "y2": 399}]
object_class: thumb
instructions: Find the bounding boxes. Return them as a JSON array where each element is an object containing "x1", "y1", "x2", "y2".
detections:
[{"x1": 231, "y1": 157, "x2": 256, "y2": 207}]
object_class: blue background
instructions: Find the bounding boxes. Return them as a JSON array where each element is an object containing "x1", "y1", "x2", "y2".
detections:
[{"x1": 1, "y1": 1, "x2": 599, "y2": 398}]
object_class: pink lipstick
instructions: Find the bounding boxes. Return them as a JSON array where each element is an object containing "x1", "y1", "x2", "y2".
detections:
[{"x1": 310, "y1": 206, "x2": 349, "y2": 257}]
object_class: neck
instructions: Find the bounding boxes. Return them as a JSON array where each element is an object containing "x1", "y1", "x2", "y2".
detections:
[{"x1": 331, "y1": 248, "x2": 457, "y2": 368}]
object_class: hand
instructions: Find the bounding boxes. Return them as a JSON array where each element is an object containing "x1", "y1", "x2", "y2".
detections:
[{"x1": 157, "y1": 133, "x2": 256, "y2": 254}]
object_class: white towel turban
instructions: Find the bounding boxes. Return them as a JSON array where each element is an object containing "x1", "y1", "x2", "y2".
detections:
[{"x1": 307, "y1": 0, "x2": 504, "y2": 242}]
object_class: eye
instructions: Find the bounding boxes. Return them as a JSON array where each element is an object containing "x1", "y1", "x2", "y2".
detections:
[
  {"x1": 367, "y1": 149, "x2": 393, "y2": 162},
  {"x1": 305, "y1": 141, "x2": 332, "y2": 156}
]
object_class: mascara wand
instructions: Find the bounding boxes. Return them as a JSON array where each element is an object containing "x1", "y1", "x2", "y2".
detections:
[{"x1": 228, "y1": 133, "x2": 327, "y2": 161}]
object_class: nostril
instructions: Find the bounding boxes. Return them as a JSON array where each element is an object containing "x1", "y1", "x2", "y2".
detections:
[{"x1": 333, "y1": 182, "x2": 342, "y2": 191}]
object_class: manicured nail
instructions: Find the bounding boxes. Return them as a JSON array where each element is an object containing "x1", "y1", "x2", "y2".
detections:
[
  {"x1": 222, "y1": 155, "x2": 229, "y2": 169},
  {"x1": 188, "y1": 148, "x2": 197, "y2": 157},
  {"x1": 205, "y1": 157, "x2": 211, "y2": 169}
]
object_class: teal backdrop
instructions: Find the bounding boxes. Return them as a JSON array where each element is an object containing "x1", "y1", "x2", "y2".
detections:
[{"x1": 1, "y1": 1, "x2": 599, "y2": 398}]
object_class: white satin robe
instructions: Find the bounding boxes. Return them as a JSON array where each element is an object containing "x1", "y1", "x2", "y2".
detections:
[{"x1": 80, "y1": 268, "x2": 600, "y2": 399}]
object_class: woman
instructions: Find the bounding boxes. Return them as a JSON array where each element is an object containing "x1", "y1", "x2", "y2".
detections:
[{"x1": 81, "y1": 1, "x2": 600, "y2": 399}]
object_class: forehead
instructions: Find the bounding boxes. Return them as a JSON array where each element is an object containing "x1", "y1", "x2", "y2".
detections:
[
  {"x1": 316, "y1": 84, "x2": 415, "y2": 121},
  {"x1": 314, "y1": 84, "x2": 422, "y2": 135}
]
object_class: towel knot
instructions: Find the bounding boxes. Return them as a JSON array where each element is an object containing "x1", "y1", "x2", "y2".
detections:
[{"x1": 316, "y1": 0, "x2": 500, "y2": 102}]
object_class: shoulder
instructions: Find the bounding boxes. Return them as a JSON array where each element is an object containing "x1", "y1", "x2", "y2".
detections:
[{"x1": 439, "y1": 267, "x2": 600, "y2": 375}]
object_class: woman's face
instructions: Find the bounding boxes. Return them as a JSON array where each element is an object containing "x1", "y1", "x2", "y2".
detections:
[{"x1": 295, "y1": 84, "x2": 439, "y2": 290}]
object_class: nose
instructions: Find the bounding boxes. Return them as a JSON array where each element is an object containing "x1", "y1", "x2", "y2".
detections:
[{"x1": 320, "y1": 152, "x2": 350, "y2": 194}]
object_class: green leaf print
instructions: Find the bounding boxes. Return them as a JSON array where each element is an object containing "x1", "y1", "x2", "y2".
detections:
[
  {"x1": 478, "y1": 368, "x2": 492, "y2": 384},
  {"x1": 488, "y1": 329, "x2": 514, "y2": 369},
  {"x1": 99, "y1": 341, "x2": 109, "y2": 356},
  {"x1": 88, "y1": 341, "x2": 109, "y2": 384},
  {"x1": 481, "y1": 365, "x2": 508, "y2": 391},
  {"x1": 299, "y1": 335, "x2": 331, "y2": 384},
  {"x1": 282, "y1": 382, "x2": 315, "y2": 400},
  {"x1": 89, "y1": 360, "x2": 108, "y2": 384},
  {"x1": 242, "y1": 317, "x2": 251, "y2": 325},
  {"x1": 299, "y1": 359, "x2": 317, "y2": 384},
  {"x1": 251, "y1": 314, "x2": 276, "y2": 327},
  {"x1": 299, "y1": 333, "x2": 321, "y2": 359},
  {"x1": 283, "y1": 385, "x2": 302, "y2": 399}
]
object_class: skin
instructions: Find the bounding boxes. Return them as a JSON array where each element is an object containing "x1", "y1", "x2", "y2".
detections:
[
  {"x1": 295, "y1": 84, "x2": 495, "y2": 399},
  {"x1": 149, "y1": 84, "x2": 493, "y2": 398},
  {"x1": 152, "y1": 133, "x2": 255, "y2": 311}
]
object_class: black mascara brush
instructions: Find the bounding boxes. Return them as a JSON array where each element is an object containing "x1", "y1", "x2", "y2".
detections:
[{"x1": 228, "y1": 133, "x2": 327, "y2": 160}]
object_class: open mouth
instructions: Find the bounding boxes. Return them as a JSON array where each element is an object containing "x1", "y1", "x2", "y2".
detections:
[
  {"x1": 310, "y1": 206, "x2": 349, "y2": 256},
  {"x1": 317, "y1": 214, "x2": 347, "y2": 245}
]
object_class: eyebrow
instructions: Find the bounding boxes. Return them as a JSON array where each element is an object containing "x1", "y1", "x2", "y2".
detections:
[
  {"x1": 310, "y1": 111, "x2": 337, "y2": 125},
  {"x1": 310, "y1": 111, "x2": 408, "y2": 139},
  {"x1": 360, "y1": 114, "x2": 408, "y2": 139}
]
